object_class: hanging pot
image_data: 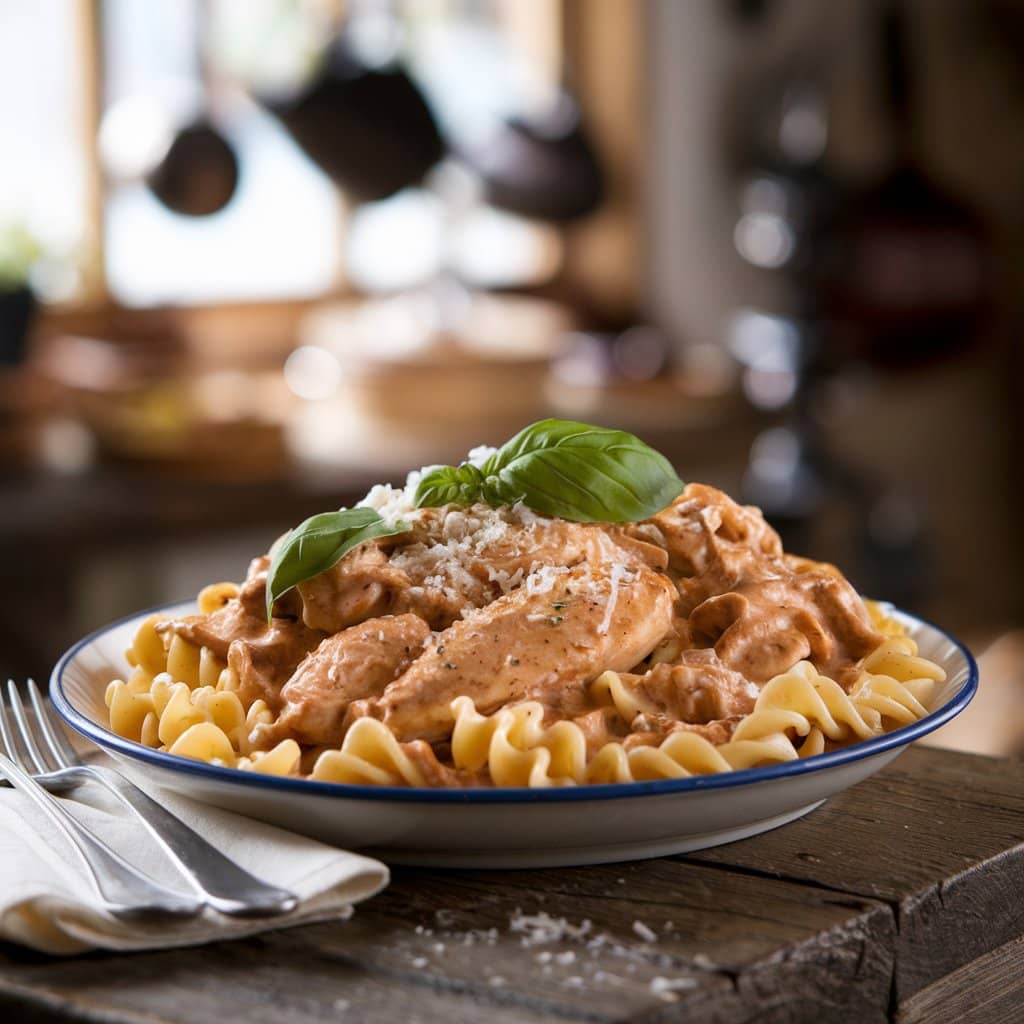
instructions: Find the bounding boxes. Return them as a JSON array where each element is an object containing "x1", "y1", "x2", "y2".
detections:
[
  {"x1": 460, "y1": 93, "x2": 604, "y2": 223},
  {"x1": 260, "y1": 42, "x2": 444, "y2": 203}
]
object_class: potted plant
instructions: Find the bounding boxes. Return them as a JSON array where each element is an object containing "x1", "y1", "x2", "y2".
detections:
[{"x1": 0, "y1": 223, "x2": 40, "y2": 367}]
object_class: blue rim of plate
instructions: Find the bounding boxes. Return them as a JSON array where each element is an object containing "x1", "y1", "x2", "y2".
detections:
[{"x1": 50, "y1": 601, "x2": 978, "y2": 805}]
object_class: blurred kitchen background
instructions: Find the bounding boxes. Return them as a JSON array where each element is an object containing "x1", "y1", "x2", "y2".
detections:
[{"x1": 1, "y1": 0, "x2": 1021, "y2": 755}]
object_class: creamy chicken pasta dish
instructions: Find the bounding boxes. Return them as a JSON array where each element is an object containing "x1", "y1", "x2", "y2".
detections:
[{"x1": 105, "y1": 421, "x2": 945, "y2": 787}]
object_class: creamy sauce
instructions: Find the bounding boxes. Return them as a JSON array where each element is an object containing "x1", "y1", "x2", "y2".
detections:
[{"x1": 159, "y1": 484, "x2": 883, "y2": 784}]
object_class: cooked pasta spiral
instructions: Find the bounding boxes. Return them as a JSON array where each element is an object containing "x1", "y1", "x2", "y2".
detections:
[
  {"x1": 104, "y1": 616, "x2": 300, "y2": 777},
  {"x1": 105, "y1": 595, "x2": 946, "y2": 789},
  {"x1": 436, "y1": 635, "x2": 945, "y2": 786}
]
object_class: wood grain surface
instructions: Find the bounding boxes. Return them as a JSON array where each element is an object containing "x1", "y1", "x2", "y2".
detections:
[
  {"x1": 0, "y1": 746, "x2": 1020, "y2": 1024},
  {"x1": 688, "y1": 746, "x2": 1024, "y2": 1003},
  {"x1": 896, "y1": 934, "x2": 1024, "y2": 1024}
]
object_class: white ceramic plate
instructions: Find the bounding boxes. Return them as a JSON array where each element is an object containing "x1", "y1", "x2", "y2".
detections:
[{"x1": 51, "y1": 604, "x2": 977, "y2": 868}]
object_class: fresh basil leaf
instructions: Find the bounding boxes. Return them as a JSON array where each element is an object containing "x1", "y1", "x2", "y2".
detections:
[
  {"x1": 415, "y1": 418, "x2": 683, "y2": 522},
  {"x1": 411, "y1": 463, "x2": 485, "y2": 508},
  {"x1": 265, "y1": 508, "x2": 409, "y2": 620}
]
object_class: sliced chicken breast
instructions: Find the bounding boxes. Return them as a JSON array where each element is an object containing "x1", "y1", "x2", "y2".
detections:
[
  {"x1": 363, "y1": 562, "x2": 676, "y2": 743},
  {"x1": 266, "y1": 613, "x2": 431, "y2": 747}
]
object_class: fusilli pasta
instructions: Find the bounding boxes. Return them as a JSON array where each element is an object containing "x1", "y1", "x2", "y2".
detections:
[
  {"x1": 104, "y1": 613, "x2": 944, "y2": 788},
  {"x1": 101, "y1": 470, "x2": 950, "y2": 790}
]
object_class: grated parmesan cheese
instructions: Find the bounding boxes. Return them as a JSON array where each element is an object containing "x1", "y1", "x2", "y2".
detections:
[
  {"x1": 465, "y1": 444, "x2": 498, "y2": 467},
  {"x1": 353, "y1": 444, "x2": 676, "y2": 676},
  {"x1": 386, "y1": 503, "x2": 566, "y2": 614},
  {"x1": 597, "y1": 563, "x2": 635, "y2": 636},
  {"x1": 509, "y1": 909, "x2": 593, "y2": 947},
  {"x1": 524, "y1": 565, "x2": 570, "y2": 595},
  {"x1": 487, "y1": 565, "x2": 524, "y2": 594},
  {"x1": 358, "y1": 478, "x2": 425, "y2": 523},
  {"x1": 509, "y1": 499, "x2": 547, "y2": 527},
  {"x1": 650, "y1": 976, "x2": 698, "y2": 1001},
  {"x1": 357, "y1": 445, "x2": 506, "y2": 525},
  {"x1": 356, "y1": 445, "x2": 614, "y2": 618}
]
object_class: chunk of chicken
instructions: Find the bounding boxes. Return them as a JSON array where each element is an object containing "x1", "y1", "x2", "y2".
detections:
[
  {"x1": 294, "y1": 504, "x2": 670, "y2": 636},
  {"x1": 158, "y1": 557, "x2": 281, "y2": 661},
  {"x1": 640, "y1": 484, "x2": 881, "y2": 686},
  {"x1": 262, "y1": 614, "x2": 431, "y2": 747},
  {"x1": 158, "y1": 557, "x2": 325, "y2": 708},
  {"x1": 359, "y1": 562, "x2": 676, "y2": 743},
  {"x1": 226, "y1": 629, "x2": 327, "y2": 711},
  {"x1": 615, "y1": 650, "x2": 760, "y2": 725},
  {"x1": 688, "y1": 573, "x2": 880, "y2": 685},
  {"x1": 393, "y1": 505, "x2": 668, "y2": 600},
  {"x1": 642, "y1": 483, "x2": 785, "y2": 615},
  {"x1": 296, "y1": 544, "x2": 410, "y2": 633}
]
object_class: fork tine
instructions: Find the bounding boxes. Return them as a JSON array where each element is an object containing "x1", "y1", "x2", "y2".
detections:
[
  {"x1": 28, "y1": 679, "x2": 80, "y2": 769},
  {"x1": 6, "y1": 681, "x2": 51, "y2": 775},
  {"x1": 0, "y1": 683, "x2": 29, "y2": 768},
  {"x1": 0, "y1": 687, "x2": 13, "y2": 759}
]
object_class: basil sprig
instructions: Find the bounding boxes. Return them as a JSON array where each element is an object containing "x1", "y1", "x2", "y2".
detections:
[
  {"x1": 262, "y1": 420, "x2": 682, "y2": 617},
  {"x1": 265, "y1": 508, "x2": 409, "y2": 620},
  {"x1": 415, "y1": 419, "x2": 683, "y2": 523}
]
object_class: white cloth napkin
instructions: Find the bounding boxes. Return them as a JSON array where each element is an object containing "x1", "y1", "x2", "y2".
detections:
[{"x1": 0, "y1": 753, "x2": 389, "y2": 955}]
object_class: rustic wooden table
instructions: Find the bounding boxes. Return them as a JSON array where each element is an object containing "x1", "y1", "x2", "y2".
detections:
[{"x1": 1, "y1": 745, "x2": 1021, "y2": 1024}]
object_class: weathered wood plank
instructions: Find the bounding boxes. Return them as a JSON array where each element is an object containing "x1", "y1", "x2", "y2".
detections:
[
  {"x1": 896, "y1": 933, "x2": 1024, "y2": 1024},
  {"x1": 0, "y1": 747, "x2": 1019, "y2": 1023},
  {"x1": 686, "y1": 746, "x2": 1024, "y2": 1002},
  {"x1": 630, "y1": 907, "x2": 894, "y2": 1024},
  {"x1": 0, "y1": 937, "x2": 582, "y2": 1024},
  {"x1": 0, "y1": 860, "x2": 893, "y2": 1024},
  {"x1": 325, "y1": 861, "x2": 894, "y2": 1023}
]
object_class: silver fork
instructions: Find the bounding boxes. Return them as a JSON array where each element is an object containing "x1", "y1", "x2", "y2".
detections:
[
  {"x1": 7, "y1": 680, "x2": 298, "y2": 918},
  {"x1": 0, "y1": 701, "x2": 201, "y2": 919}
]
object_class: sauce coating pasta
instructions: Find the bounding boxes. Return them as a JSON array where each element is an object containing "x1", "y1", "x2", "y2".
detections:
[{"x1": 105, "y1": 476, "x2": 945, "y2": 787}]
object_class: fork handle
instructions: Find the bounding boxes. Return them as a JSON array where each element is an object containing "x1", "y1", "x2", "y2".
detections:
[
  {"x1": 84, "y1": 765, "x2": 298, "y2": 917},
  {"x1": 0, "y1": 754, "x2": 200, "y2": 917}
]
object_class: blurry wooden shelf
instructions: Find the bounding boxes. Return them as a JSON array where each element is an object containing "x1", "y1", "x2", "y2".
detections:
[
  {"x1": 547, "y1": 374, "x2": 746, "y2": 433},
  {"x1": 0, "y1": 367, "x2": 59, "y2": 467},
  {"x1": 0, "y1": 464, "x2": 379, "y2": 555}
]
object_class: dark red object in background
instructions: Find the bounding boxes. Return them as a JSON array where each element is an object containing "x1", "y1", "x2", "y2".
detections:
[{"x1": 819, "y1": 1, "x2": 990, "y2": 370}]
